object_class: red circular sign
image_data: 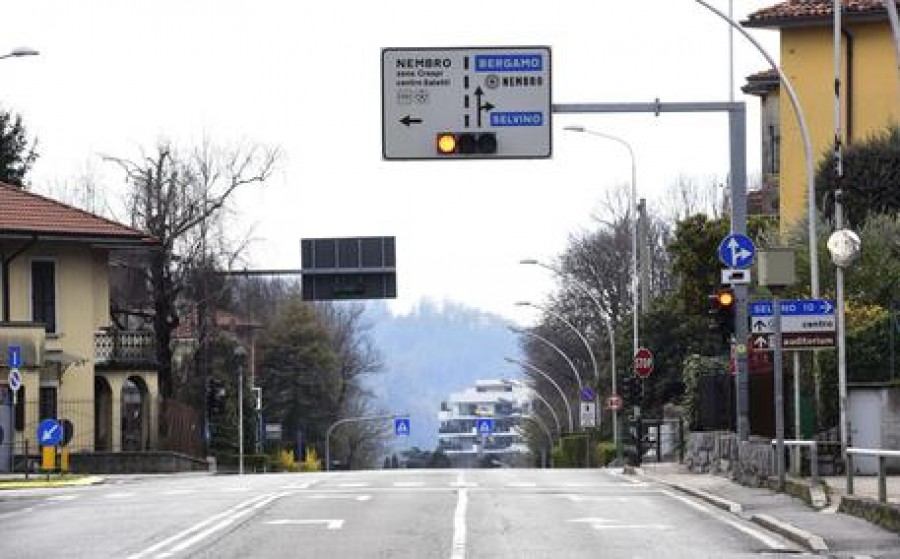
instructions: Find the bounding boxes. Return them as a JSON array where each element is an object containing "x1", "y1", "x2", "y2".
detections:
[
  {"x1": 634, "y1": 347, "x2": 654, "y2": 378},
  {"x1": 606, "y1": 395, "x2": 622, "y2": 410}
]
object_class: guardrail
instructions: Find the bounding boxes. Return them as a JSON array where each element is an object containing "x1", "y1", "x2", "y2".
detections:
[
  {"x1": 771, "y1": 439, "x2": 819, "y2": 487},
  {"x1": 847, "y1": 448, "x2": 900, "y2": 503}
]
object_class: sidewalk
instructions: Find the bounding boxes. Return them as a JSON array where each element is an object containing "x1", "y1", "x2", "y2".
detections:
[{"x1": 640, "y1": 462, "x2": 900, "y2": 556}]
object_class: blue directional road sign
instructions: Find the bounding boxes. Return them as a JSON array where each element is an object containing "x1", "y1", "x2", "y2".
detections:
[
  {"x1": 475, "y1": 418, "x2": 494, "y2": 436},
  {"x1": 580, "y1": 387, "x2": 596, "y2": 402},
  {"x1": 38, "y1": 418, "x2": 62, "y2": 446},
  {"x1": 7, "y1": 345, "x2": 21, "y2": 368},
  {"x1": 394, "y1": 417, "x2": 410, "y2": 437},
  {"x1": 749, "y1": 299, "x2": 835, "y2": 317},
  {"x1": 718, "y1": 234, "x2": 756, "y2": 269}
]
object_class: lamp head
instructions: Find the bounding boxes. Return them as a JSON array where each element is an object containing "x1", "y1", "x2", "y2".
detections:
[{"x1": 563, "y1": 125, "x2": 586, "y2": 133}]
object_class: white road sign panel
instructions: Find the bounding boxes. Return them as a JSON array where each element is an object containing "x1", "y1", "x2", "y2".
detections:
[
  {"x1": 580, "y1": 402, "x2": 597, "y2": 428},
  {"x1": 750, "y1": 315, "x2": 836, "y2": 334},
  {"x1": 382, "y1": 46, "x2": 552, "y2": 160}
]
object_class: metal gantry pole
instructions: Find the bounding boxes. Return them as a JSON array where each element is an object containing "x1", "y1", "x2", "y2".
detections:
[{"x1": 553, "y1": 100, "x2": 750, "y2": 441}]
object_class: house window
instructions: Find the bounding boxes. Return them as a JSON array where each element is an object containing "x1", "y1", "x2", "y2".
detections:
[
  {"x1": 39, "y1": 386, "x2": 58, "y2": 420},
  {"x1": 31, "y1": 260, "x2": 56, "y2": 333}
]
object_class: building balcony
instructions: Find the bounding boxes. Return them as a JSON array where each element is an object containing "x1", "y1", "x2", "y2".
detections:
[
  {"x1": 94, "y1": 329, "x2": 157, "y2": 369},
  {"x1": 0, "y1": 322, "x2": 46, "y2": 367}
]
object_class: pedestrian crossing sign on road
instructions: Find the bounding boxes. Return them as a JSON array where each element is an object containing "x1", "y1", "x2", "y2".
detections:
[
  {"x1": 394, "y1": 418, "x2": 410, "y2": 436},
  {"x1": 476, "y1": 418, "x2": 494, "y2": 436}
]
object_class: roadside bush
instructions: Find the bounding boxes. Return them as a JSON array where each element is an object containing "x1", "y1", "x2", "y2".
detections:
[
  {"x1": 299, "y1": 448, "x2": 322, "y2": 472},
  {"x1": 596, "y1": 442, "x2": 617, "y2": 466}
]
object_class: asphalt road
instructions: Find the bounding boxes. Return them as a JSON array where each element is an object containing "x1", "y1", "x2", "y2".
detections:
[{"x1": 0, "y1": 468, "x2": 812, "y2": 558}]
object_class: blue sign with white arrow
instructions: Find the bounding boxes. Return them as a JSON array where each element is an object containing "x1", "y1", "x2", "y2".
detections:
[
  {"x1": 749, "y1": 299, "x2": 835, "y2": 317},
  {"x1": 476, "y1": 418, "x2": 494, "y2": 436},
  {"x1": 38, "y1": 418, "x2": 62, "y2": 446},
  {"x1": 394, "y1": 417, "x2": 410, "y2": 437},
  {"x1": 718, "y1": 234, "x2": 756, "y2": 269},
  {"x1": 7, "y1": 345, "x2": 21, "y2": 368}
]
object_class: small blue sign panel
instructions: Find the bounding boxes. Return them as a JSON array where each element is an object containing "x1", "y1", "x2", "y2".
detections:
[
  {"x1": 7, "y1": 345, "x2": 21, "y2": 368},
  {"x1": 749, "y1": 299, "x2": 835, "y2": 317},
  {"x1": 394, "y1": 418, "x2": 410, "y2": 437},
  {"x1": 476, "y1": 418, "x2": 494, "y2": 436},
  {"x1": 490, "y1": 112, "x2": 543, "y2": 127},
  {"x1": 38, "y1": 418, "x2": 62, "y2": 446},
  {"x1": 580, "y1": 387, "x2": 597, "y2": 402},
  {"x1": 8, "y1": 369, "x2": 21, "y2": 392},
  {"x1": 474, "y1": 54, "x2": 543, "y2": 72},
  {"x1": 717, "y1": 234, "x2": 756, "y2": 269}
]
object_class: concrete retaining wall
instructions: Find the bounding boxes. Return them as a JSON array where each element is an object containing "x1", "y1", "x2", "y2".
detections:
[
  {"x1": 684, "y1": 431, "x2": 774, "y2": 485},
  {"x1": 69, "y1": 451, "x2": 208, "y2": 474}
]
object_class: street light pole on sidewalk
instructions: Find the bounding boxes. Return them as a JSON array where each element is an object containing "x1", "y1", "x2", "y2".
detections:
[{"x1": 234, "y1": 345, "x2": 247, "y2": 476}]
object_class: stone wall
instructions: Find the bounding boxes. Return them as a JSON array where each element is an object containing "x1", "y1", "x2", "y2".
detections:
[
  {"x1": 684, "y1": 431, "x2": 774, "y2": 485},
  {"x1": 69, "y1": 451, "x2": 209, "y2": 474}
]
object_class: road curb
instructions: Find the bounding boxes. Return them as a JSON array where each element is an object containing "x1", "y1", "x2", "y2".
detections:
[
  {"x1": 751, "y1": 513, "x2": 829, "y2": 553},
  {"x1": 642, "y1": 474, "x2": 742, "y2": 514},
  {"x1": 0, "y1": 475, "x2": 105, "y2": 490}
]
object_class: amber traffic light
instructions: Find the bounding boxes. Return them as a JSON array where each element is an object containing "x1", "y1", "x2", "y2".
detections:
[{"x1": 435, "y1": 132, "x2": 498, "y2": 156}]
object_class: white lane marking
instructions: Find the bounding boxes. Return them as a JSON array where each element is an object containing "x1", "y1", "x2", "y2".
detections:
[
  {"x1": 280, "y1": 482, "x2": 312, "y2": 490},
  {"x1": 306, "y1": 494, "x2": 371, "y2": 502},
  {"x1": 221, "y1": 487, "x2": 252, "y2": 492},
  {"x1": 47, "y1": 495, "x2": 79, "y2": 502},
  {"x1": 450, "y1": 488, "x2": 468, "y2": 559},
  {"x1": 265, "y1": 519, "x2": 344, "y2": 530},
  {"x1": 158, "y1": 492, "x2": 290, "y2": 557},
  {"x1": 126, "y1": 492, "x2": 281, "y2": 559},
  {"x1": 393, "y1": 481, "x2": 425, "y2": 488},
  {"x1": 162, "y1": 489, "x2": 197, "y2": 496},
  {"x1": 590, "y1": 524, "x2": 673, "y2": 530},
  {"x1": 506, "y1": 482, "x2": 536, "y2": 488},
  {"x1": 661, "y1": 490, "x2": 786, "y2": 550},
  {"x1": 562, "y1": 482, "x2": 647, "y2": 488},
  {"x1": 564, "y1": 495, "x2": 633, "y2": 503},
  {"x1": 105, "y1": 492, "x2": 136, "y2": 499},
  {"x1": 449, "y1": 482, "x2": 478, "y2": 488},
  {"x1": 334, "y1": 482, "x2": 369, "y2": 488}
]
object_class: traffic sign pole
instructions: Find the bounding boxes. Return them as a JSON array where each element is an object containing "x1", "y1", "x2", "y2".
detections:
[{"x1": 773, "y1": 294, "x2": 785, "y2": 491}]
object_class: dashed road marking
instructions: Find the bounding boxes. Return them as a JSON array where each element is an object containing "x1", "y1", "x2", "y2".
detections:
[
  {"x1": 393, "y1": 481, "x2": 425, "y2": 488},
  {"x1": 47, "y1": 495, "x2": 79, "y2": 502}
]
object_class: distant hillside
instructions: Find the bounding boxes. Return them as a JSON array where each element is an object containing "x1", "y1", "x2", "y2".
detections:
[{"x1": 364, "y1": 299, "x2": 523, "y2": 450}]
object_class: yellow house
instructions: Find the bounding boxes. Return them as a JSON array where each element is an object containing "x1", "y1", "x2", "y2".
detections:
[
  {"x1": 743, "y1": 0, "x2": 900, "y2": 228},
  {"x1": 0, "y1": 182, "x2": 160, "y2": 470}
]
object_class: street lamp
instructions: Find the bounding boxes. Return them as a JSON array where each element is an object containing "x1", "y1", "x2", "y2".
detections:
[
  {"x1": 233, "y1": 345, "x2": 247, "y2": 476},
  {"x1": 504, "y1": 356, "x2": 574, "y2": 433},
  {"x1": 563, "y1": 125, "x2": 639, "y2": 361},
  {"x1": 515, "y1": 301, "x2": 599, "y2": 388},
  {"x1": 509, "y1": 326, "x2": 584, "y2": 396},
  {"x1": 503, "y1": 378, "x2": 562, "y2": 439},
  {"x1": 0, "y1": 47, "x2": 39, "y2": 60},
  {"x1": 519, "y1": 258, "x2": 621, "y2": 461}
]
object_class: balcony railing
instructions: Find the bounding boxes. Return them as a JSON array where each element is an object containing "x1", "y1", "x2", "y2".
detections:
[{"x1": 94, "y1": 329, "x2": 156, "y2": 367}]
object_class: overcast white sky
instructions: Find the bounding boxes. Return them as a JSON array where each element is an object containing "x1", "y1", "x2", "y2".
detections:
[{"x1": 2, "y1": 0, "x2": 779, "y2": 323}]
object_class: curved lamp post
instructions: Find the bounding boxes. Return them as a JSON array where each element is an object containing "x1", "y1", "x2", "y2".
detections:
[
  {"x1": 563, "y1": 126, "x2": 639, "y2": 361},
  {"x1": 515, "y1": 413, "x2": 555, "y2": 468},
  {"x1": 0, "y1": 47, "x2": 39, "y2": 60},
  {"x1": 326, "y1": 413, "x2": 405, "y2": 472},
  {"x1": 515, "y1": 301, "x2": 599, "y2": 388},
  {"x1": 504, "y1": 356, "x2": 574, "y2": 433},
  {"x1": 503, "y1": 378, "x2": 562, "y2": 439},
  {"x1": 509, "y1": 326, "x2": 584, "y2": 396},
  {"x1": 519, "y1": 258, "x2": 620, "y2": 459}
]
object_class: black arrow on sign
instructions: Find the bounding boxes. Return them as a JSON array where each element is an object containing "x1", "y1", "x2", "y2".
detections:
[
  {"x1": 400, "y1": 115, "x2": 422, "y2": 127},
  {"x1": 753, "y1": 320, "x2": 767, "y2": 332},
  {"x1": 474, "y1": 87, "x2": 495, "y2": 127}
]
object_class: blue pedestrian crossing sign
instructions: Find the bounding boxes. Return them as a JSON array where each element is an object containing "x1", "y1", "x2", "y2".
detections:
[
  {"x1": 394, "y1": 418, "x2": 410, "y2": 437},
  {"x1": 476, "y1": 418, "x2": 494, "y2": 436},
  {"x1": 38, "y1": 418, "x2": 62, "y2": 446},
  {"x1": 717, "y1": 233, "x2": 756, "y2": 269}
]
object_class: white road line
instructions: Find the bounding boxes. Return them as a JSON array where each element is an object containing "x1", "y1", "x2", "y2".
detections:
[
  {"x1": 126, "y1": 493, "x2": 278, "y2": 559},
  {"x1": 334, "y1": 482, "x2": 369, "y2": 488},
  {"x1": 161, "y1": 489, "x2": 197, "y2": 496},
  {"x1": 661, "y1": 490, "x2": 786, "y2": 550},
  {"x1": 221, "y1": 487, "x2": 252, "y2": 492},
  {"x1": 393, "y1": 481, "x2": 425, "y2": 488},
  {"x1": 506, "y1": 482, "x2": 536, "y2": 488},
  {"x1": 264, "y1": 519, "x2": 344, "y2": 530},
  {"x1": 47, "y1": 495, "x2": 79, "y2": 502},
  {"x1": 105, "y1": 492, "x2": 136, "y2": 499},
  {"x1": 450, "y1": 488, "x2": 468, "y2": 559},
  {"x1": 449, "y1": 482, "x2": 478, "y2": 488},
  {"x1": 280, "y1": 483, "x2": 312, "y2": 490},
  {"x1": 306, "y1": 494, "x2": 371, "y2": 502}
]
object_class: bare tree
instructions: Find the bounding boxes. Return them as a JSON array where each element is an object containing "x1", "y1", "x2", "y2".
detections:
[{"x1": 107, "y1": 140, "x2": 278, "y2": 399}]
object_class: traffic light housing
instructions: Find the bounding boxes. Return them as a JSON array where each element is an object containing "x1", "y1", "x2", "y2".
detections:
[
  {"x1": 708, "y1": 288, "x2": 736, "y2": 343},
  {"x1": 435, "y1": 132, "x2": 498, "y2": 156},
  {"x1": 621, "y1": 375, "x2": 643, "y2": 408}
]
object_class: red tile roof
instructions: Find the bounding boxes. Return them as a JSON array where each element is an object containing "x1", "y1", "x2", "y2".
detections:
[
  {"x1": 746, "y1": 0, "x2": 896, "y2": 27},
  {"x1": 0, "y1": 181, "x2": 154, "y2": 242}
]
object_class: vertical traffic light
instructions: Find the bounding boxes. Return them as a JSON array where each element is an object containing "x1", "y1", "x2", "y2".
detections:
[{"x1": 708, "y1": 288, "x2": 736, "y2": 343}]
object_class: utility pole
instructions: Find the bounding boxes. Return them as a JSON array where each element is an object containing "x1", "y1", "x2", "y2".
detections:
[
  {"x1": 638, "y1": 198, "x2": 650, "y2": 311},
  {"x1": 234, "y1": 346, "x2": 247, "y2": 475}
]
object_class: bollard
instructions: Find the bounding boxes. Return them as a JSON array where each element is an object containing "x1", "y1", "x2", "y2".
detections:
[
  {"x1": 847, "y1": 453, "x2": 854, "y2": 495},
  {"x1": 810, "y1": 442, "x2": 819, "y2": 488},
  {"x1": 879, "y1": 456, "x2": 887, "y2": 503}
]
